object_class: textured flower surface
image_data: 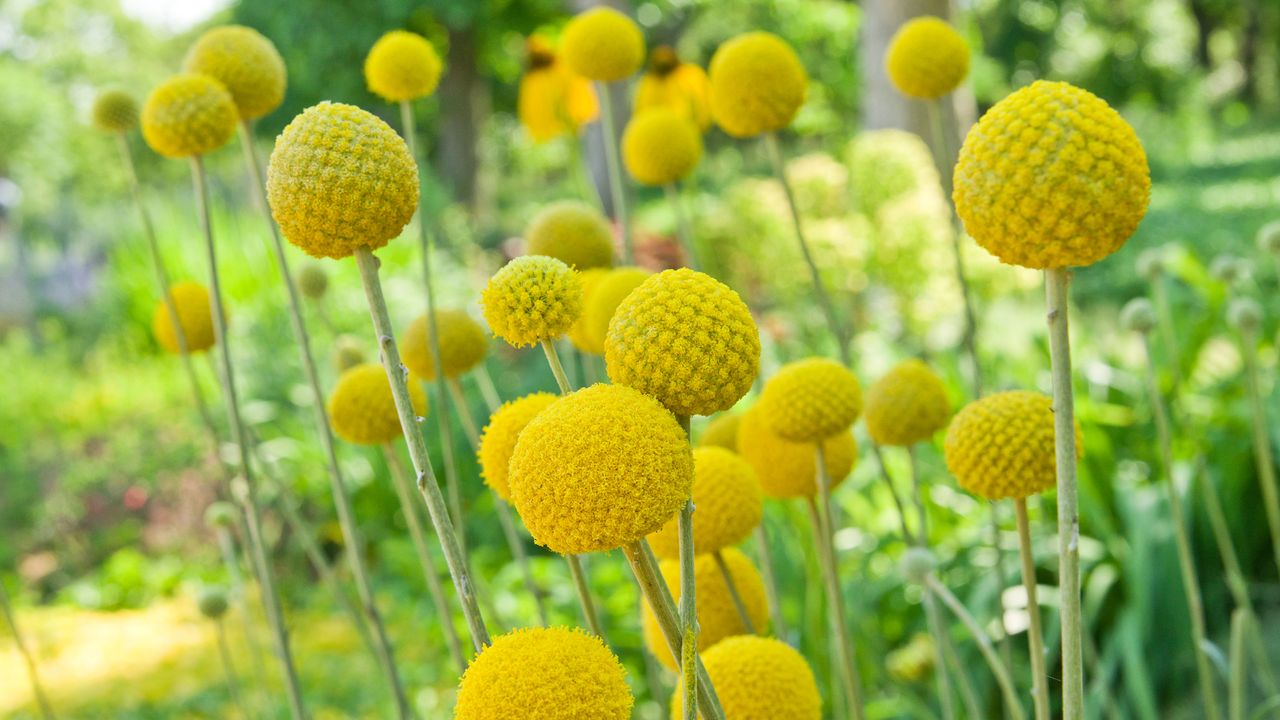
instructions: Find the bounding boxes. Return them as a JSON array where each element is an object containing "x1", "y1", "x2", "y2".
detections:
[
  {"x1": 560, "y1": 7, "x2": 644, "y2": 82},
  {"x1": 647, "y1": 447, "x2": 762, "y2": 559},
  {"x1": 518, "y1": 36, "x2": 599, "y2": 143},
  {"x1": 401, "y1": 309, "x2": 489, "y2": 380},
  {"x1": 670, "y1": 635, "x2": 821, "y2": 720},
  {"x1": 606, "y1": 268, "x2": 760, "y2": 417},
  {"x1": 944, "y1": 390, "x2": 1082, "y2": 500},
  {"x1": 885, "y1": 17, "x2": 969, "y2": 100},
  {"x1": 699, "y1": 411, "x2": 741, "y2": 452},
  {"x1": 141, "y1": 74, "x2": 237, "y2": 158},
  {"x1": 508, "y1": 384, "x2": 692, "y2": 554},
  {"x1": 583, "y1": 266, "x2": 650, "y2": 354},
  {"x1": 478, "y1": 392, "x2": 558, "y2": 501},
  {"x1": 636, "y1": 46, "x2": 710, "y2": 129},
  {"x1": 759, "y1": 357, "x2": 862, "y2": 441},
  {"x1": 642, "y1": 549, "x2": 769, "y2": 671},
  {"x1": 92, "y1": 89, "x2": 138, "y2": 133},
  {"x1": 152, "y1": 281, "x2": 218, "y2": 354},
  {"x1": 568, "y1": 268, "x2": 609, "y2": 353},
  {"x1": 708, "y1": 32, "x2": 807, "y2": 138},
  {"x1": 364, "y1": 30, "x2": 442, "y2": 102},
  {"x1": 525, "y1": 200, "x2": 614, "y2": 270},
  {"x1": 953, "y1": 80, "x2": 1151, "y2": 269},
  {"x1": 864, "y1": 359, "x2": 951, "y2": 446},
  {"x1": 327, "y1": 363, "x2": 425, "y2": 447},
  {"x1": 737, "y1": 403, "x2": 855, "y2": 499},
  {"x1": 454, "y1": 627, "x2": 633, "y2": 720},
  {"x1": 183, "y1": 25, "x2": 286, "y2": 120},
  {"x1": 481, "y1": 255, "x2": 583, "y2": 348},
  {"x1": 622, "y1": 108, "x2": 703, "y2": 186},
  {"x1": 266, "y1": 102, "x2": 419, "y2": 260}
]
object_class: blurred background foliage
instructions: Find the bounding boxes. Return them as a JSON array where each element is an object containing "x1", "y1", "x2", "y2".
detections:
[{"x1": 2, "y1": 0, "x2": 1280, "y2": 717}]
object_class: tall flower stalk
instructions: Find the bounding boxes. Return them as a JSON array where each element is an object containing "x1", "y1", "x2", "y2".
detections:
[
  {"x1": 1229, "y1": 298, "x2": 1280, "y2": 581},
  {"x1": 0, "y1": 581, "x2": 55, "y2": 720}
]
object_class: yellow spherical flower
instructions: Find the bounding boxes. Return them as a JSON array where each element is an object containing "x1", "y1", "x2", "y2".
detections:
[
  {"x1": 635, "y1": 46, "x2": 711, "y2": 130},
  {"x1": 943, "y1": 390, "x2": 1082, "y2": 500},
  {"x1": 737, "y1": 402, "x2": 856, "y2": 499},
  {"x1": 508, "y1": 384, "x2": 692, "y2": 554},
  {"x1": 699, "y1": 411, "x2": 741, "y2": 452},
  {"x1": 864, "y1": 359, "x2": 951, "y2": 446},
  {"x1": 266, "y1": 102, "x2": 419, "y2": 260},
  {"x1": 583, "y1": 266, "x2": 650, "y2": 355},
  {"x1": 671, "y1": 635, "x2": 821, "y2": 720},
  {"x1": 622, "y1": 108, "x2": 703, "y2": 186},
  {"x1": 887, "y1": 633, "x2": 936, "y2": 683},
  {"x1": 708, "y1": 32, "x2": 807, "y2": 138},
  {"x1": 401, "y1": 309, "x2": 489, "y2": 380},
  {"x1": 455, "y1": 627, "x2": 633, "y2": 720},
  {"x1": 647, "y1": 447, "x2": 762, "y2": 559},
  {"x1": 568, "y1": 268, "x2": 610, "y2": 353},
  {"x1": 885, "y1": 17, "x2": 970, "y2": 100},
  {"x1": 481, "y1": 255, "x2": 583, "y2": 348},
  {"x1": 478, "y1": 392, "x2": 559, "y2": 501},
  {"x1": 525, "y1": 200, "x2": 614, "y2": 270},
  {"x1": 953, "y1": 80, "x2": 1151, "y2": 269},
  {"x1": 327, "y1": 363, "x2": 426, "y2": 446},
  {"x1": 183, "y1": 25, "x2": 287, "y2": 120},
  {"x1": 518, "y1": 36, "x2": 600, "y2": 143},
  {"x1": 364, "y1": 30, "x2": 443, "y2": 103},
  {"x1": 759, "y1": 358, "x2": 861, "y2": 442},
  {"x1": 91, "y1": 89, "x2": 138, "y2": 133},
  {"x1": 560, "y1": 7, "x2": 644, "y2": 83},
  {"x1": 643, "y1": 549, "x2": 769, "y2": 671},
  {"x1": 152, "y1": 281, "x2": 218, "y2": 354},
  {"x1": 141, "y1": 74, "x2": 237, "y2": 158},
  {"x1": 606, "y1": 269, "x2": 760, "y2": 417}
]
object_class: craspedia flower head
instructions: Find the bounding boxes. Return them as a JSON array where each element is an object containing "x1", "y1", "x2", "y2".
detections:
[
  {"x1": 196, "y1": 586, "x2": 230, "y2": 620},
  {"x1": 518, "y1": 36, "x2": 600, "y2": 143},
  {"x1": 884, "y1": 17, "x2": 970, "y2": 100},
  {"x1": 1257, "y1": 220, "x2": 1280, "y2": 255},
  {"x1": 643, "y1": 549, "x2": 769, "y2": 671},
  {"x1": 141, "y1": 74, "x2": 237, "y2": 158},
  {"x1": 401, "y1": 309, "x2": 489, "y2": 380},
  {"x1": 266, "y1": 102, "x2": 419, "y2": 260},
  {"x1": 568, "y1": 268, "x2": 610, "y2": 353},
  {"x1": 605, "y1": 268, "x2": 760, "y2": 417},
  {"x1": 203, "y1": 501, "x2": 238, "y2": 529},
  {"x1": 508, "y1": 383, "x2": 692, "y2": 554},
  {"x1": 525, "y1": 201, "x2": 614, "y2": 270},
  {"x1": 864, "y1": 359, "x2": 950, "y2": 446},
  {"x1": 327, "y1": 363, "x2": 426, "y2": 446},
  {"x1": 583, "y1": 266, "x2": 650, "y2": 355},
  {"x1": 91, "y1": 89, "x2": 139, "y2": 133},
  {"x1": 183, "y1": 25, "x2": 287, "y2": 120},
  {"x1": 1227, "y1": 297, "x2": 1262, "y2": 333},
  {"x1": 708, "y1": 32, "x2": 808, "y2": 138},
  {"x1": 332, "y1": 335, "x2": 366, "y2": 373},
  {"x1": 297, "y1": 262, "x2": 329, "y2": 299},
  {"x1": 1119, "y1": 297, "x2": 1157, "y2": 334},
  {"x1": 759, "y1": 357, "x2": 862, "y2": 442},
  {"x1": 671, "y1": 635, "x2": 821, "y2": 720},
  {"x1": 887, "y1": 633, "x2": 937, "y2": 683},
  {"x1": 647, "y1": 447, "x2": 763, "y2": 559},
  {"x1": 454, "y1": 627, "x2": 633, "y2": 720},
  {"x1": 953, "y1": 80, "x2": 1151, "y2": 269},
  {"x1": 481, "y1": 255, "x2": 583, "y2": 348},
  {"x1": 560, "y1": 7, "x2": 644, "y2": 82},
  {"x1": 622, "y1": 108, "x2": 703, "y2": 186},
  {"x1": 737, "y1": 402, "x2": 856, "y2": 499},
  {"x1": 944, "y1": 390, "x2": 1082, "y2": 500},
  {"x1": 364, "y1": 30, "x2": 443, "y2": 102},
  {"x1": 152, "y1": 281, "x2": 218, "y2": 354},
  {"x1": 699, "y1": 411, "x2": 741, "y2": 452},
  {"x1": 478, "y1": 392, "x2": 559, "y2": 501},
  {"x1": 635, "y1": 45, "x2": 711, "y2": 130}
]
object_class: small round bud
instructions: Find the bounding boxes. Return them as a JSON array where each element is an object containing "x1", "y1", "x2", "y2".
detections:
[
  {"x1": 204, "y1": 501, "x2": 238, "y2": 529},
  {"x1": 1227, "y1": 298, "x2": 1262, "y2": 333},
  {"x1": 197, "y1": 586, "x2": 230, "y2": 619},
  {"x1": 332, "y1": 335, "x2": 366, "y2": 373},
  {"x1": 229, "y1": 476, "x2": 250, "y2": 505},
  {"x1": 1257, "y1": 221, "x2": 1280, "y2": 255},
  {"x1": 1135, "y1": 248, "x2": 1164, "y2": 282},
  {"x1": 1209, "y1": 255, "x2": 1244, "y2": 285},
  {"x1": 297, "y1": 262, "x2": 329, "y2": 300},
  {"x1": 900, "y1": 547, "x2": 936, "y2": 584},
  {"x1": 1119, "y1": 298, "x2": 1157, "y2": 334}
]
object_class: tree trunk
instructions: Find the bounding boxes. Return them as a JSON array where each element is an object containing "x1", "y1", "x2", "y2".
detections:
[
  {"x1": 1240, "y1": 0, "x2": 1261, "y2": 101},
  {"x1": 1188, "y1": 0, "x2": 1216, "y2": 70},
  {"x1": 572, "y1": 0, "x2": 631, "y2": 216},
  {"x1": 438, "y1": 27, "x2": 482, "y2": 211}
]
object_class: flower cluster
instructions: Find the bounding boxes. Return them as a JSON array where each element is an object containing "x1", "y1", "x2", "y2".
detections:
[
  {"x1": 91, "y1": 89, "x2": 139, "y2": 134},
  {"x1": 647, "y1": 447, "x2": 762, "y2": 559},
  {"x1": 622, "y1": 107, "x2": 703, "y2": 186},
  {"x1": 518, "y1": 36, "x2": 599, "y2": 143},
  {"x1": 944, "y1": 390, "x2": 1081, "y2": 500},
  {"x1": 478, "y1": 392, "x2": 559, "y2": 501},
  {"x1": 864, "y1": 359, "x2": 950, "y2": 446},
  {"x1": 759, "y1": 357, "x2": 862, "y2": 442},
  {"x1": 560, "y1": 7, "x2": 645, "y2": 82},
  {"x1": 152, "y1": 281, "x2": 219, "y2": 354},
  {"x1": 401, "y1": 309, "x2": 489, "y2": 380},
  {"x1": 708, "y1": 32, "x2": 807, "y2": 138},
  {"x1": 183, "y1": 25, "x2": 286, "y2": 120},
  {"x1": 327, "y1": 363, "x2": 425, "y2": 446},
  {"x1": 737, "y1": 403, "x2": 856, "y2": 498},
  {"x1": 884, "y1": 17, "x2": 969, "y2": 100},
  {"x1": 635, "y1": 45, "x2": 710, "y2": 129},
  {"x1": 524, "y1": 201, "x2": 614, "y2": 270},
  {"x1": 364, "y1": 30, "x2": 443, "y2": 102},
  {"x1": 580, "y1": 266, "x2": 650, "y2": 355},
  {"x1": 141, "y1": 74, "x2": 237, "y2": 158},
  {"x1": 481, "y1": 255, "x2": 583, "y2": 348},
  {"x1": 698, "y1": 411, "x2": 741, "y2": 452},
  {"x1": 672, "y1": 635, "x2": 822, "y2": 720}
]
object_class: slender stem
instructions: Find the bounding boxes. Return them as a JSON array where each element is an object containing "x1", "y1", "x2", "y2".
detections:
[
  {"x1": 1015, "y1": 499, "x2": 1051, "y2": 720},
  {"x1": 382, "y1": 444, "x2": 468, "y2": 672},
  {"x1": 568, "y1": 131, "x2": 604, "y2": 211},
  {"x1": 446, "y1": 377, "x2": 481, "y2": 448},
  {"x1": 872, "y1": 443, "x2": 916, "y2": 546},
  {"x1": 190, "y1": 156, "x2": 308, "y2": 720},
  {"x1": 1140, "y1": 334, "x2": 1222, "y2": 720},
  {"x1": 597, "y1": 82, "x2": 632, "y2": 263},
  {"x1": 215, "y1": 619, "x2": 250, "y2": 720},
  {"x1": 1239, "y1": 324, "x2": 1280, "y2": 581},
  {"x1": 907, "y1": 446, "x2": 956, "y2": 720},
  {"x1": 712, "y1": 550, "x2": 757, "y2": 634},
  {"x1": 1149, "y1": 275, "x2": 1183, "y2": 392},
  {"x1": 675, "y1": 414, "x2": 699, "y2": 720},
  {"x1": 1230, "y1": 609, "x2": 1248, "y2": 720},
  {"x1": 565, "y1": 553, "x2": 605, "y2": 636},
  {"x1": 473, "y1": 365, "x2": 503, "y2": 414},
  {"x1": 940, "y1": 620, "x2": 985, "y2": 720},
  {"x1": 621, "y1": 541, "x2": 727, "y2": 720},
  {"x1": 753, "y1": 523, "x2": 787, "y2": 640},
  {"x1": 216, "y1": 526, "x2": 269, "y2": 698},
  {"x1": 764, "y1": 131, "x2": 851, "y2": 367},
  {"x1": 990, "y1": 500, "x2": 1015, "y2": 683},
  {"x1": 540, "y1": 340, "x2": 574, "y2": 395},
  {"x1": 925, "y1": 574, "x2": 1027, "y2": 720},
  {"x1": 236, "y1": 121, "x2": 413, "y2": 719},
  {"x1": 0, "y1": 582, "x2": 55, "y2": 720},
  {"x1": 1044, "y1": 267, "x2": 1084, "y2": 719},
  {"x1": 354, "y1": 246, "x2": 491, "y2": 655},
  {"x1": 666, "y1": 182, "x2": 699, "y2": 270}
]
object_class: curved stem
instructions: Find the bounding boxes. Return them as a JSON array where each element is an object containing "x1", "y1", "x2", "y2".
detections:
[
  {"x1": 597, "y1": 82, "x2": 632, "y2": 263},
  {"x1": 925, "y1": 574, "x2": 1027, "y2": 720},
  {"x1": 1230, "y1": 609, "x2": 1248, "y2": 720},
  {"x1": 665, "y1": 182, "x2": 699, "y2": 270},
  {"x1": 907, "y1": 446, "x2": 956, "y2": 720},
  {"x1": 713, "y1": 550, "x2": 756, "y2": 634},
  {"x1": 1015, "y1": 499, "x2": 1051, "y2": 720},
  {"x1": 1239, "y1": 324, "x2": 1280, "y2": 581},
  {"x1": 873, "y1": 443, "x2": 916, "y2": 544},
  {"x1": 753, "y1": 523, "x2": 787, "y2": 640},
  {"x1": 190, "y1": 156, "x2": 308, "y2": 720},
  {"x1": 0, "y1": 581, "x2": 55, "y2": 720},
  {"x1": 215, "y1": 618, "x2": 250, "y2": 720}
]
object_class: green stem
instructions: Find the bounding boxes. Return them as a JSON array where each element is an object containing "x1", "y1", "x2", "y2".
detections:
[
  {"x1": 237, "y1": 120, "x2": 414, "y2": 719},
  {"x1": 872, "y1": 444, "x2": 916, "y2": 546},
  {"x1": 712, "y1": 550, "x2": 756, "y2": 634},
  {"x1": 666, "y1": 182, "x2": 699, "y2": 271},
  {"x1": 190, "y1": 156, "x2": 308, "y2": 720},
  {"x1": 940, "y1": 624, "x2": 985, "y2": 720},
  {"x1": 446, "y1": 377, "x2": 481, "y2": 448},
  {"x1": 568, "y1": 131, "x2": 604, "y2": 211},
  {"x1": 753, "y1": 523, "x2": 787, "y2": 640},
  {"x1": 473, "y1": 364, "x2": 503, "y2": 414},
  {"x1": 597, "y1": 82, "x2": 633, "y2": 263},
  {"x1": 540, "y1": 340, "x2": 574, "y2": 395},
  {"x1": 676, "y1": 414, "x2": 699, "y2": 720},
  {"x1": 925, "y1": 574, "x2": 1027, "y2": 720},
  {"x1": 1230, "y1": 609, "x2": 1248, "y2": 720},
  {"x1": 1044, "y1": 267, "x2": 1084, "y2": 719},
  {"x1": 215, "y1": 618, "x2": 251, "y2": 720},
  {"x1": 0, "y1": 581, "x2": 55, "y2": 720},
  {"x1": 215, "y1": 525, "x2": 269, "y2": 700},
  {"x1": 354, "y1": 246, "x2": 491, "y2": 654},
  {"x1": 764, "y1": 131, "x2": 851, "y2": 367},
  {"x1": 908, "y1": 446, "x2": 956, "y2": 720},
  {"x1": 990, "y1": 500, "x2": 1015, "y2": 686},
  {"x1": 565, "y1": 553, "x2": 605, "y2": 637},
  {"x1": 1149, "y1": 275, "x2": 1183, "y2": 392},
  {"x1": 1015, "y1": 499, "x2": 1051, "y2": 720},
  {"x1": 1239, "y1": 324, "x2": 1280, "y2": 581}
]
